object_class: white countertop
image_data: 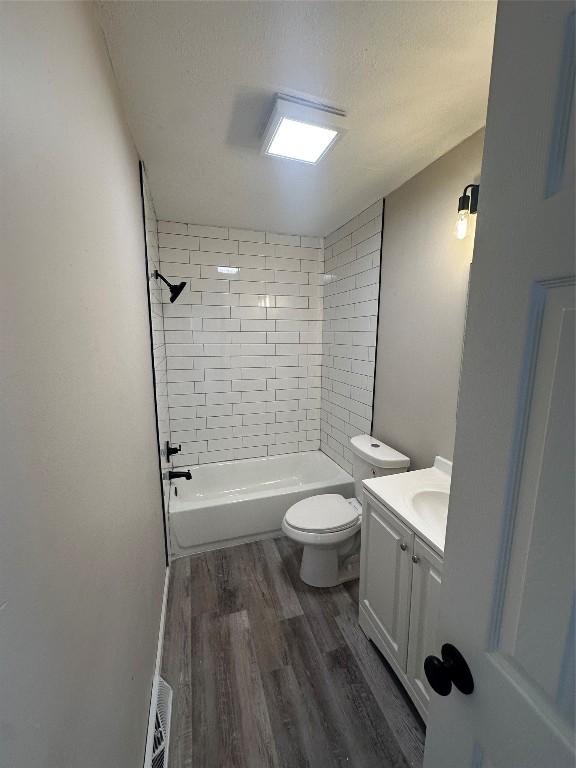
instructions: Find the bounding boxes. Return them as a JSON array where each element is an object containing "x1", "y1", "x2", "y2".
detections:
[{"x1": 362, "y1": 457, "x2": 451, "y2": 556}]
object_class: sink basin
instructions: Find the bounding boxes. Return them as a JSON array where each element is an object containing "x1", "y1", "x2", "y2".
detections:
[{"x1": 410, "y1": 489, "x2": 449, "y2": 520}]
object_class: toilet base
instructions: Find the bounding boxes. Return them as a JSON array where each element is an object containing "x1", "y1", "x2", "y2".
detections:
[{"x1": 299, "y1": 540, "x2": 360, "y2": 588}]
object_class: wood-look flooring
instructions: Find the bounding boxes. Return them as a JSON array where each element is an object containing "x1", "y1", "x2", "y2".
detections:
[{"x1": 161, "y1": 536, "x2": 425, "y2": 768}]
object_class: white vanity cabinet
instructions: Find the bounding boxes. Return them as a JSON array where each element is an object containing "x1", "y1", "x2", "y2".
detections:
[
  {"x1": 406, "y1": 536, "x2": 443, "y2": 716},
  {"x1": 359, "y1": 489, "x2": 444, "y2": 722}
]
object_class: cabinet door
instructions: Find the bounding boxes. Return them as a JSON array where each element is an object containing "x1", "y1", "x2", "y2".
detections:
[
  {"x1": 406, "y1": 537, "x2": 443, "y2": 717},
  {"x1": 359, "y1": 493, "x2": 414, "y2": 669}
]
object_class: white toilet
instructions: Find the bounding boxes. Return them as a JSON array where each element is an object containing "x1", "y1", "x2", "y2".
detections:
[{"x1": 282, "y1": 435, "x2": 410, "y2": 587}]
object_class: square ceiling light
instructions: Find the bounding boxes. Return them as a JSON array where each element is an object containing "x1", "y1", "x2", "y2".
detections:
[{"x1": 262, "y1": 94, "x2": 346, "y2": 164}]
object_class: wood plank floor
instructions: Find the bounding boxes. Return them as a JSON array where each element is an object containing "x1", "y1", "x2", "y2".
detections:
[{"x1": 162, "y1": 537, "x2": 425, "y2": 768}]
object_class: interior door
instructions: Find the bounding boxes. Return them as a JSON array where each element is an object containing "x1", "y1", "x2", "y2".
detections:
[
  {"x1": 359, "y1": 493, "x2": 414, "y2": 669},
  {"x1": 424, "y1": 3, "x2": 575, "y2": 767}
]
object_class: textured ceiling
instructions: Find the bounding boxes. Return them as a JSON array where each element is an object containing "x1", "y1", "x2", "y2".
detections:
[{"x1": 98, "y1": 1, "x2": 496, "y2": 236}]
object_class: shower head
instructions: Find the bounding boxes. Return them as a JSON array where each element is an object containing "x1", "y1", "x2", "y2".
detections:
[
  {"x1": 153, "y1": 270, "x2": 187, "y2": 303},
  {"x1": 169, "y1": 281, "x2": 186, "y2": 303}
]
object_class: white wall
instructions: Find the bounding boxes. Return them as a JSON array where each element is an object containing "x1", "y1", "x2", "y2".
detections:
[
  {"x1": 0, "y1": 4, "x2": 166, "y2": 767},
  {"x1": 372, "y1": 130, "x2": 484, "y2": 469},
  {"x1": 158, "y1": 222, "x2": 323, "y2": 465},
  {"x1": 321, "y1": 201, "x2": 383, "y2": 473}
]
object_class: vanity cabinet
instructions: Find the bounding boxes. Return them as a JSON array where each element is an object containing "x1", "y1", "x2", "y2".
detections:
[
  {"x1": 359, "y1": 490, "x2": 444, "y2": 721},
  {"x1": 406, "y1": 536, "x2": 443, "y2": 716}
]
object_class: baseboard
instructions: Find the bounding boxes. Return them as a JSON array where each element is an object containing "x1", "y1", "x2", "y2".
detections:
[{"x1": 143, "y1": 565, "x2": 170, "y2": 767}]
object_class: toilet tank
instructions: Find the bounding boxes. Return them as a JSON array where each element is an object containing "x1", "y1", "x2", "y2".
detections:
[{"x1": 349, "y1": 435, "x2": 410, "y2": 500}]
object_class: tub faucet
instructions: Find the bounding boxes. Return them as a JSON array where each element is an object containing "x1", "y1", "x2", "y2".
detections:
[{"x1": 168, "y1": 470, "x2": 192, "y2": 481}]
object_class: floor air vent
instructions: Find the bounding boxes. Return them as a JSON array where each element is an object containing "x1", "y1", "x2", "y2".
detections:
[{"x1": 146, "y1": 676, "x2": 172, "y2": 768}]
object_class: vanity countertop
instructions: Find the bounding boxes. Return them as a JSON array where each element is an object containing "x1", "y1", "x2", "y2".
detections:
[{"x1": 363, "y1": 457, "x2": 451, "y2": 556}]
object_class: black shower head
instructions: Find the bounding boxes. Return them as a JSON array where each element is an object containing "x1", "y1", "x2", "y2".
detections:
[
  {"x1": 169, "y1": 281, "x2": 186, "y2": 303},
  {"x1": 153, "y1": 271, "x2": 187, "y2": 303}
]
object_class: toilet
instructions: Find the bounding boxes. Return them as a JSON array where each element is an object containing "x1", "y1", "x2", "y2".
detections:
[{"x1": 282, "y1": 435, "x2": 410, "y2": 587}]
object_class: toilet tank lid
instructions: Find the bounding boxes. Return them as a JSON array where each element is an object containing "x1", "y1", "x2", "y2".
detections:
[{"x1": 350, "y1": 435, "x2": 410, "y2": 468}]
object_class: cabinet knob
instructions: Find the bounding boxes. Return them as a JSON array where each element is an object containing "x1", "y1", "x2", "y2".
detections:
[
  {"x1": 400, "y1": 542, "x2": 408, "y2": 551},
  {"x1": 412, "y1": 554, "x2": 420, "y2": 564},
  {"x1": 424, "y1": 643, "x2": 474, "y2": 696}
]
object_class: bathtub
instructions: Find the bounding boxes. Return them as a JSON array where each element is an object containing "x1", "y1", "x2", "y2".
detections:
[{"x1": 169, "y1": 450, "x2": 354, "y2": 556}]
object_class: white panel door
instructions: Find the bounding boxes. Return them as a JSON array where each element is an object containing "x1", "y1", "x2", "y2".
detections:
[
  {"x1": 406, "y1": 537, "x2": 443, "y2": 717},
  {"x1": 424, "y1": 2, "x2": 575, "y2": 766},
  {"x1": 359, "y1": 493, "x2": 414, "y2": 669}
]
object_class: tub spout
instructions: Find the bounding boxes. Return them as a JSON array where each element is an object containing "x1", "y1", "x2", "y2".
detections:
[{"x1": 168, "y1": 470, "x2": 192, "y2": 481}]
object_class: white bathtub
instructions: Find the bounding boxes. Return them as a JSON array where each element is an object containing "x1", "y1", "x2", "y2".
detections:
[{"x1": 168, "y1": 450, "x2": 354, "y2": 556}]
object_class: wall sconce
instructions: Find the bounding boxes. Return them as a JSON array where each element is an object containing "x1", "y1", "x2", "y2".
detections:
[{"x1": 456, "y1": 184, "x2": 480, "y2": 240}]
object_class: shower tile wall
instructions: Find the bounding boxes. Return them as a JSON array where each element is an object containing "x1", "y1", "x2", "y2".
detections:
[
  {"x1": 321, "y1": 200, "x2": 383, "y2": 473},
  {"x1": 158, "y1": 223, "x2": 323, "y2": 467},
  {"x1": 142, "y1": 170, "x2": 171, "y2": 509}
]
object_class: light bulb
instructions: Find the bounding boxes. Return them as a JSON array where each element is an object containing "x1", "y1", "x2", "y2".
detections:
[{"x1": 456, "y1": 209, "x2": 469, "y2": 240}]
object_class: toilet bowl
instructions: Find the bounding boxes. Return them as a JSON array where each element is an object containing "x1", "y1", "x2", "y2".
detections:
[{"x1": 282, "y1": 435, "x2": 410, "y2": 587}]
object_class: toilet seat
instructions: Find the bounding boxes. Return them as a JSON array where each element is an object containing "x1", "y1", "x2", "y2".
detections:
[{"x1": 284, "y1": 494, "x2": 360, "y2": 534}]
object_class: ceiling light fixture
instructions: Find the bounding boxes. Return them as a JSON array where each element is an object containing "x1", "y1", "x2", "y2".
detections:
[
  {"x1": 456, "y1": 184, "x2": 480, "y2": 240},
  {"x1": 262, "y1": 94, "x2": 346, "y2": 164}
]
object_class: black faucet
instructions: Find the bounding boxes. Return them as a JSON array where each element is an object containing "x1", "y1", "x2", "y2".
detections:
[{"x1": 168, "y1": 470, "x2": 192, "y2": 481}]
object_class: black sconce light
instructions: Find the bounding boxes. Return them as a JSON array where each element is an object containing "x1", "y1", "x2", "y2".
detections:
[
  {"x1": 456, "y1": 184, "x2": 480, "y2": 240},
  {"x1": 153, "y1": 270, "x2": 187, "y2": 303}
]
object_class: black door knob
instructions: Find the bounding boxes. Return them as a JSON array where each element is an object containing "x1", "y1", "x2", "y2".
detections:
[{"x1": 424, "y1": 643, "x2": 474, "y2": 696}]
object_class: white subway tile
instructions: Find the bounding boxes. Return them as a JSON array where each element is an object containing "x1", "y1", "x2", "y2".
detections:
[
  {"x1": 241, "y1": 389, "x2": 275, "y2": 402},
  {"x1": 202, "y1": 293, "x2": 240, "y2": 306},
  {"x1": 208, "y1": 437, "x2": 242, "y2": 451},
  {"x1": 274, "y1": 270, "x2": 308, "y2": 285},
  {"x1": 204, "y1": 367, "x2": 241, "y2": 381},
  {"x1": 301, "y1": 236, "x2": 323, "y2": 248},
  {"x1": 195, "y1": 380, "x2": 231, "y2": 394},
  {"x1": 189, "y1": 278, "x2": 230, "y2": 293},
  {"x1": 188, "y1": 224, "x2": 229, "y2": 239},
  {"x1": 268, "y1": 442, "x2": 299, "y2": 456},
  {"x1": 239, "y1": 241, "x2": 275, "y2": 257},
  {"x1": 206, "y1": 392, "x2": 242, "y2": 406},
  {"x1": 301, "y1": 260, "x2": 323, "y2": 273},
  {"x1": 241, "y1": 366, "x2": 275, "y2": 379},
  {"x1": 167, "y1": 369, "x2": 205, "y2": 382},
  {"x1": 232, "y1": 254, "x2": 266, "y2": 269},
  {"x1": 275, "y1": 295, "x2": 308, "y2": 309},
  {"x1": 239, "y1": 294, "x2": 276, "y2": 307},
  {"x1": 164, "y1": 318, "x2": 203, "y2": 331},
  {"x1": 161, "y1": 264, "x2": 201, "y2": 278},
  {"x1": 170, "y1": 417, "x2": 207, "y2": 432},
  {"x1": 159, "y1": 233, "x2": 199, "y2": 251},
  {"x1": 266, "y1": 232, "x2": 300, "y2": 246},
  {"x1": 187, "y1": 252, "x2": 231, "y2": 267},
  {"x1": 231, "y1": 306, "x2": 267, "y2": 319},
  {"x1": 267, "y1": 332, "x2": 299, "y2": 344},
  {"x1": 159, "y1": 247, "x2": 190, "y2": 264},
  {"x1": 203, "y1": 318, "x2": 241, "y2": 331},
  {"x1": 168, "y1": 390, "x2": 206, "y2": 404},
  {"x1": 240, "y1": 319, "x2": 275, "y2": 331},
  {"x1": 229, "y1": 227, "x2": 266, "y2": 243},
  {"x1": 265, "y1": 282, "x2": 301, "y2": 296},
  {"x1": 351, "y1": 217, "x2": 381, "y2": 247},
  {"x1": 266, "y1": 256, "x2": 301, "y2": 272},
  {"x1": 232, "y1": 379, "x2": 266, "y2": 391},
  {"x1": 158, "y1": 220, "x2": 188, "y2": 235},
  {"x1": 199, "y1": 237, "x2": 238, "y2": 254},
  {"x1": 200, "y1": 265, "x2": 240, "y2": 280},
  {"x1": 206, "y1": 414, "x2": 241, "y2": 428}
]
